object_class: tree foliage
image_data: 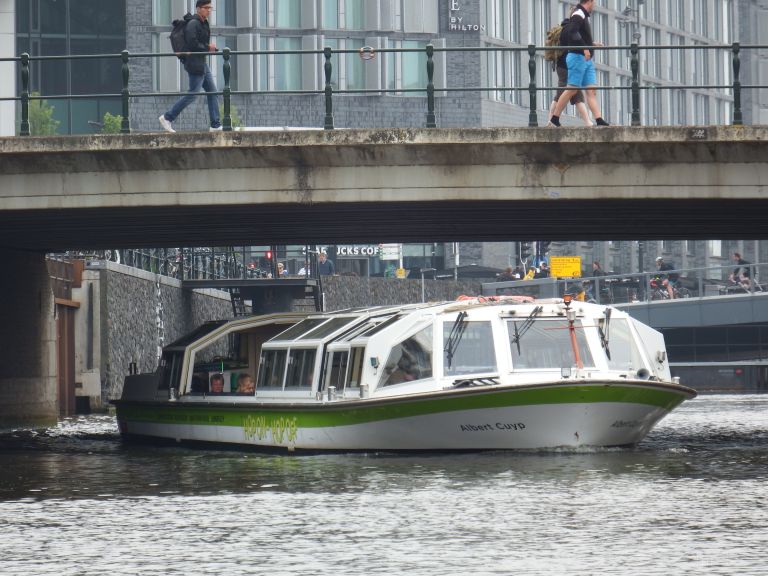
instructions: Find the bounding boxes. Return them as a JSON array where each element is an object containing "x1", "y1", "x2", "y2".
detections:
[{"x1": 26, "y1": 92, "x2": 60, "y2": 136}]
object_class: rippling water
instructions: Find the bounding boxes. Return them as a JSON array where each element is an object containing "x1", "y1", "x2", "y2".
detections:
[{"x1": 1, "y1": 395, "x2": 767, "y2": 575}]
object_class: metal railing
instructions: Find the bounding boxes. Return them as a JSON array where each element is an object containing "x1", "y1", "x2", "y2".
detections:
[
  {"x1": 2, "y1": 42, "x2": 766, "y2": 135},
  {"x1": 483, "y1": 263, "x2": 768, "y2": 304}
]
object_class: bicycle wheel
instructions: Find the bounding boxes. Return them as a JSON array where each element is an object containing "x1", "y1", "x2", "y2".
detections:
[{"x1": 676, "y1": 287, "x2": 691, "y2": 298}]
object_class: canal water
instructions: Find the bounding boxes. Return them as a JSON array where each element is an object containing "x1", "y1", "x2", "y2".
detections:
[{"x1": 1, "y1": 394, "x2": 766, "y2": 575}]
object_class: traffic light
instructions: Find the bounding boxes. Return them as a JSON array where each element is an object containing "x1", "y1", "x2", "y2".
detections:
[
  {"x1": 540, "y1": 241, "x2": 552, "y2": 256},
  {"x1": 519, "y1": 242, "x2": 532, "y2": 262},
  {"x1": 266, "y1": 250, "x2": 272, "y2": 260}
]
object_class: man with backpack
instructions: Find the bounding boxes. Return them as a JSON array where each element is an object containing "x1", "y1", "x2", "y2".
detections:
[
  {"x1": 547, "y1": 18, "x2": 592, "y2": 126},
  {"x1": 159, "y1": 0, "x2": 222, "y2": 133},
  {"x1": 548, "y1": 0, "x2": 609, "y2": 128}
]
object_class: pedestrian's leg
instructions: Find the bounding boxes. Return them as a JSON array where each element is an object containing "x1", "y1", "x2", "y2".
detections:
[
  {"x1": 165, "y1": 72, "x2": 205, "y2": 122},
  {"x1": 202, "y1": 64, "x2": 221, "y2": 128},
  {"x1": 551, "y1": 89, "x2": 578, "y2": 120}
]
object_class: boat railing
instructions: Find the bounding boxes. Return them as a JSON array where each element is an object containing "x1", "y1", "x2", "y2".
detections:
[{"x1": 482, "y1": 262, "x2": 768, "y2": 304}]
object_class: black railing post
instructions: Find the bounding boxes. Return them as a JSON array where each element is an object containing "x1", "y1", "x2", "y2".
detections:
[
  {"x1": 20, "y1": 53, "x2": 30, "y2": 136},
  {"x1": 223, "y1": 47, "x2": 232, "y2": 131},
  {"x1": 731, "y1": 42, "x2": 743, "y2": 126},
  {"x1": 323, "y1": 46, "x2": 334, "y2": 130},
  {"x1": 121, "y1": 50, "x2": 130, "y2": 133},
  {"x1": 425, "y1": 44, "x2": 436, "y2": 128},
  {"x1": 527, "y1": 45, "x2": 538, "y2": 127},
  {"x1": 630, "y1": 42, "x2": 641, "y2": 126}
]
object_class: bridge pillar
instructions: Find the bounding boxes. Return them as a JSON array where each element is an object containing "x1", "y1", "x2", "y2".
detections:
[{"x1": 0, "y1": 250, "x2": 57, "y2": 430}]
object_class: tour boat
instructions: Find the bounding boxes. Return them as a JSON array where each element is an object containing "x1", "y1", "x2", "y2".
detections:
[{"x1": 113, "y1": 296, "x2": 696, "y2": 451}]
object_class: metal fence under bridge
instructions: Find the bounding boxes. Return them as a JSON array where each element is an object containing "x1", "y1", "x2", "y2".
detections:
[
  {"x1": 2, "y1": 42, "x2": 766, "y2": 134},
  {"x1": 482, "y1": 262, "x2": 768, "y2": 304}
]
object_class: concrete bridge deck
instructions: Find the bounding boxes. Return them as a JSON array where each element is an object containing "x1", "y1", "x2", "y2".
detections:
[{"x1": 1, "y1": 125, "x2": 767, "y2": 251}]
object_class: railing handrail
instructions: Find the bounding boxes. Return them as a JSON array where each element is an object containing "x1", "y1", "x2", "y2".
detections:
[{"x1": 5, "y1": 42, "x2": 766, "y2": 134}]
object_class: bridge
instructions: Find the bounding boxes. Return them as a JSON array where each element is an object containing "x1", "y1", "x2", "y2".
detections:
[
  {"x1": 2, "y1": 125, "x2": 768, "y2": 429},
  {"x1": 1, "y1": 125, "x2": 767, "y2": 251}
]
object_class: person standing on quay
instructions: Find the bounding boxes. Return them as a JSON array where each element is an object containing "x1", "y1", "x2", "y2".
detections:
[
  {"x1": 159, "y1": 0, "x2": 222, "y2": 133},
  {"x1": 548, "y1": 0, "x2": 609, "y2": 128}
]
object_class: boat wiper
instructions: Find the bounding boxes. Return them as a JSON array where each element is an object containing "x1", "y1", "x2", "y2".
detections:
[
  {"x1": 598, "y1": 308, "x2": 612, "y2": 360},
  {"x1": 510, "y1": 305, "x2": 543, "y2": 355},
  {"x1": 444, "y1": 311, "x2": 468, "y2": 370}
]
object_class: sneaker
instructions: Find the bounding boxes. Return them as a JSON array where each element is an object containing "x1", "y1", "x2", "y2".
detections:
[
  {"x1": 595, "y1": 117, "x2": 610, "y2": 127},
  {"x1": 209, "y1": 125, "x2": 223, "y2": 132},
  {"x1": 158, "y1": 115, "x2": 175, "y2": 133},
  {"x1": 547, "y1": 116, "x2": 561, "y2": 128}
]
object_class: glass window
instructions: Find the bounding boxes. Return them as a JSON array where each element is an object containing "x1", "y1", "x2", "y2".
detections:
[
  {"x1": 301, "y1": 317, "x2": 355, "y2": 339},
  {"x1": 274, "y1": 318, "x2": 326, "y2": 341},
  {"x1": 401, "y1": 40, "x2": 427, "y2": 92},
  {"x1": 346, "y1": 38, "x2": 365, "y2": 90},
  {"x1": 443, "y1": 321, "x2": 497, "y2": 376},
  {"x1": 275, "y1": 37, "x2": 302, "y2": 90},
  {"x1": 153, "y1": 0, "x2": 172, "y2": 25},
  {"x1": 257, "y1": 349, "x2": 287, "y2": 389},
  {"x1": 380, "y1": 326, "x2": 433, "y2": 386},
  {"x1": 257, "y1": 0, "x2": 268, "y2": 26},
  {"x1": 258, "y1": 35, "x2": 269, "y2": 91},
  {"x1": 345, "y1": 0, "x2": 364, "y2": 29},
  {"x1": 508, "y1": 319, "x2": 595, "y2": 369},
  {"x1": 605, "y1": 319, "x2": 647, "y2": 372},
  {"x1": 285, "y1": 349, "x2": 316, "y2": 389},
  {"x1": 276, "y1": 0, "x2": 301, "y2": 28},
  {"x1": 348, "y1": 347, "x2": 365, "y2": 387},
  {"x1": 217, "y1": 0, "x2": 237, "y2": 26},
  {"x1": 322, "y1": 0, "x2": 339, "y2": 28},
  {"x1": 325, "y1": 350, "x2": 349, "y2": 391}
]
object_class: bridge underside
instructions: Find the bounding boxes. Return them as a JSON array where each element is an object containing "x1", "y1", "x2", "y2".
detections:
[
  {"x1": 1, "y1": 125, "x2": 767, "y2": 251},
  {"x1": 4, "y1": 198, "x2": 768, "y2": 251}
]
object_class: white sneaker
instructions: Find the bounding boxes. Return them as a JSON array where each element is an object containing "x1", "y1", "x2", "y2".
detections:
[
  {"x1": 209, "y1": 125, "x2": 223, "y2": 132},
  {"x1": 158, "y1": 115, "x2": 175, "y2": 133}
]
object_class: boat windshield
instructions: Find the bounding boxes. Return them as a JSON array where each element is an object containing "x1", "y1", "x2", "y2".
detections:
[
  {"x1": 272, "y1": 318, "x2": 326, "y2": 341},
  {"x1": 604, "y1": 318, "x2": 646, "y2": 372},
  {"x1": 507, "y1": 319, "x2": 595, "y2": 369},
  {"x1": 442, "y1": 321, "x2": 497, "y2": 376}
]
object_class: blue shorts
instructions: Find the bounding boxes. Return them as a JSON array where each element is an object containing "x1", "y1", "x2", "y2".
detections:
[{"x1": 566, "y1": 53, "x2": 597, "y2": 88}]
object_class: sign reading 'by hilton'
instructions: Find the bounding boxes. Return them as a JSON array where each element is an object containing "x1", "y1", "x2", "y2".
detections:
[{"x1": 448, "y1": 0, "x2": 486, "y2": 32}]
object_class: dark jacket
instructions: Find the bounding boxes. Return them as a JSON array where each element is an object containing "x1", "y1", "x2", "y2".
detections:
[
  {"x1": 561, "y1": 4, "x2": 594, "y2": 58},
  {"x1": 183, "y1": 13, "x2": 211, "y2": 75}
]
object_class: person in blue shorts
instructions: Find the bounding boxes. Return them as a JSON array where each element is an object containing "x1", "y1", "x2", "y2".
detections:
[{"x1": 548, "y1": 0, "x2": 609, "y2": 128}]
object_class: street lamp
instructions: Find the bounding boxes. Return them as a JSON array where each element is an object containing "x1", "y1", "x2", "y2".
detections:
[{"x1": 621, "y1": 0, "x2": 644, "y2": 43}]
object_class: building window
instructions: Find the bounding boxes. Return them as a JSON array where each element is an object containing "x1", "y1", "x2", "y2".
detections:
[
  {"x1": 486, "y1": 0, "x2": 518, "y2": 42},
  {"x1": 668, "y1": 34, "x2": 685, "y2": 84},
  {"x1": 216, "y1": 0, "x2": 237, "y2": 26},
  {"x1": 709, "y1": 240, "x2": 722, "y2": 258},
  {"x1": 211, "y1": 35, "x2": 238, "y2": 90},
  {"x1": 276, "y1": 0, "x2": 301, "y2": 28},
  {"x1": 529, "y1": 0, "x2": 551, "y2": 47},
  {"x1": 153, "y1": 0, "x2": 172, "y2": 25},
  {"x1": 274, "y1": 37, "x2": 302, "y2": 90},
  {"x1": 322, "y1": 0, "x2": 339, "y2": 29}
]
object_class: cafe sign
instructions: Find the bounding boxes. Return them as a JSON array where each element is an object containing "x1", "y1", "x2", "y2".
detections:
[{"x1": 448, "y1": 0, "x2": 486, "y2": 32}]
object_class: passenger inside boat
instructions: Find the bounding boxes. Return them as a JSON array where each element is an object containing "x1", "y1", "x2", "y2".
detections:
[
  {"x1": 236, "y1": 373, "x2": 255, "y2": 394},
  {"x1": 209, "y1": 373, "x2": 225, "y2": 394}
]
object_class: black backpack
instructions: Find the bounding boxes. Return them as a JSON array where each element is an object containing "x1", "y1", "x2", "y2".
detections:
[{"x1": 169, "y1": 14, "x2": 192, "y2": 59}]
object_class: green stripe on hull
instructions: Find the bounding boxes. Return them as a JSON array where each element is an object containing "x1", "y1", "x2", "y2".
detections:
[{"x1": 116, "y1": 383, "x2": 689, "y2": 430}]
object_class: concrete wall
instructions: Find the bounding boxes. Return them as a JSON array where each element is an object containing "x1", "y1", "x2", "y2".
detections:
[
  {"x1": 73, "y1": 262, "x2": 233, "y2": 408},
  {"x1": 0, "y1": 251, "x2": 57, "y2": 430},
  {"x1": 321, "y1": 276, "x2": 481, "y2": 311}
]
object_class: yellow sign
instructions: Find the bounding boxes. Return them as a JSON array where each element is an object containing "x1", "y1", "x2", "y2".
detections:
[
  {"x1": 395, "y1": 267, "x2": 407, "y2": 279},
  {"x1": 550, "y1": 256, "x2": 582, "y2": 278}
]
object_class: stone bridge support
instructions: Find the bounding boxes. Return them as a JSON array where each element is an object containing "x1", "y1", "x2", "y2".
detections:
[{"x1": 0, "y1": 250, "x2": 57, "y2": 430}]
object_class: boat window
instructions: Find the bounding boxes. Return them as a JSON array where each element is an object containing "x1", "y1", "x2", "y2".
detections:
[
  {"x1": 360, "y1": 315, "x2": 402, "y2": 337},
  {"x1": 285, "y1": 349, "x2": 317, "y2": 390},
  {"x1": 380, "y1": 326, "x2": 433, "y2": 387},
  {"x1": 325, "y1": 351, "x2": 349, "y2": 392},
  {"x1": 348, "y1": 347, "x2": 365, "y2": 388},
  {"x1": 507, "y1": 320, "x2": 595, "y2": 369},
  {"x1": 605, "y1": 319, "x2": 646, "y2": 371},
  {"x1": 257, "y1": 349, "x2": 288, "y2": 389},
  {"x1": 166, "y1": 320, "x2": 228, "y2": 348},
  {"x1": 443, "y1": 321, "x2": 497, "y2": 376},
  {"x1": 160, "y1": 351, "x2": 183, "y2": 391},
  {"x1": 299, "y1": 317, "x2": 355, "y2": 340},
  {"x1": 273, "y1": 318, "x2": 326, "y2": 341}
]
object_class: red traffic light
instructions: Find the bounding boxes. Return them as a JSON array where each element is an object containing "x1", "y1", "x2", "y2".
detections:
[{"x1": 266, "y1": 250, "x2": 272, "y2": 260}]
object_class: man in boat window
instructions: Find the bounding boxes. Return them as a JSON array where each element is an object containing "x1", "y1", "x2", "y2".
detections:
[
  {"x1": 209, "y1": 373, "x2": 225, "y2": 394},
  {"x1": 236, "y1": 373, "x2": 255, "y2": 394}
]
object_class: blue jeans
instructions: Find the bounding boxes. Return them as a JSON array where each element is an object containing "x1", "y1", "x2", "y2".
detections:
[{"x1": 164, "y1": 64, "x2": 221, "y2": 128}]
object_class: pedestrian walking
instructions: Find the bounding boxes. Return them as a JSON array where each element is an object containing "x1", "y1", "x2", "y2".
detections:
[
  {"x1": 548, "y1": 0, "x2": 609, "y2": 128},
  {"x1": 159, "y1": 0, "x2": 222, "y2": 133}
]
